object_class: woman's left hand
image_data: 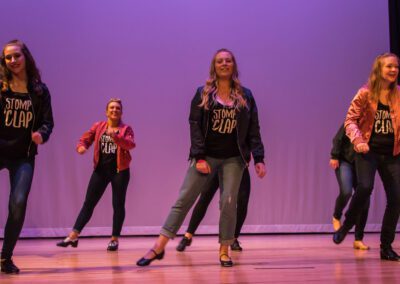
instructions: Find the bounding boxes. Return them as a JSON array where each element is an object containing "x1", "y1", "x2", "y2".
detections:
[
  {"x1": 255, "y1": 163, "x2": 266, "y2": 178},
  {"x1": 196, "y1": 160, "x2": 211, "y2": 174},
  {"x1": 31, "y1": 132, "x2": 43, "y2": 145}
]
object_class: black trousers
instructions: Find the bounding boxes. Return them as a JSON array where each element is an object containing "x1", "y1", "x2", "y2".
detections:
[
  {"x1": 343, "y1": 152, "x2": 400, "y2": 248},
  {"x1": 73, "y1": 168, "x2": 130, "y2": 237},
  {"x1": 186, "y1": 168, "x2": 250, "y2": 239}
]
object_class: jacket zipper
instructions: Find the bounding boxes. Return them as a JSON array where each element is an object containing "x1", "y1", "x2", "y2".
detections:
[
  {"x1": 116, "y1": 144, "x2": 120, "y2": 173},
  {"x1": 201, "y1": 109, "x2": 210, "y2": 157},
  {"x1": 236, "y1": 123, "x2": 248, "y2": 167},
  {"x1": 114, "y1": 125, "x2": 120, "y2": 173},
  {"x1": 27, "y1": 93, "x2": 36, "y2": 158}
]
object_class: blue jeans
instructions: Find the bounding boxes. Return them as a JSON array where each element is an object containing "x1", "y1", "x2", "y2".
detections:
[
  {"x1": 333, "y1": 160, "x2": 370, "y2": 240},
  {"x1": 186, "y1": 168, "x2": 251, "y2": 239},
  {"x1": 0, "y1": 158, "x2": 35, "y2": 260},
  {"x1": 161, "y1": 156, "x2": 245, "y2": 245},
  {"x1": 343, "y1": 152, "x2": 400, "y2": 248}
]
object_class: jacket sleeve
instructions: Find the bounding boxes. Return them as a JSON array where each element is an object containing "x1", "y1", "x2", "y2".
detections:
[
  {"x1": 330, "y1": 125, "x2": 345, "y2": 159},
  {"x1": 37, "y1": 85, "x2": 54, "y2": 143},
  {"x1": 189, "y1": 87, "x2": 206, "y2": 160},
  {"x1": 247, "y1": 90, "x2": 265, "y2": 164},
  {"x1": 112, "y1": 126, "x2": 136, "y2": 150},
  {"x1": 344, "y1": 88, "x2": 368, "y2": 145},
  {"x1": 77, "y1": 122, "x2": 99, "y2": 150}
]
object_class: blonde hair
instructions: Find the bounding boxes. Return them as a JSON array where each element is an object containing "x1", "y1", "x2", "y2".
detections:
[
  {"x1": 367, "y1": 53, "x2": 399, "y2": 102},
  {"x1": 199, "y1": 49, "x2": 247, "y2": 110}
]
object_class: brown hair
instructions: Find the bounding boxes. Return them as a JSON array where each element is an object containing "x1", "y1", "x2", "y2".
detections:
[
  {"x1": 367, "y1": 53, "x2": 399, "y2": 103},
  {"x1": 199, "y1": 48, "x2": 247, "y2": 110},
  {"x1": 106, "y1": 98, "x2": 123, "y2": 111},
  {"x1": 0, "y1": 39, "x2": 43, "y2": 95}
]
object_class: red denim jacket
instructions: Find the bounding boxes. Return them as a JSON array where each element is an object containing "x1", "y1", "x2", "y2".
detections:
[
  {"x1": 77, "y1": 121, "x2": 136, "y2": 171},
  {"x1": 345, "y1": 86, "x2": 400, "y2": 155}
]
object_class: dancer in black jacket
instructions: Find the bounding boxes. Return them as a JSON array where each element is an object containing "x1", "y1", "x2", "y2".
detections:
[{"x1": 0, "y1": 39, "x2": 54, "y2": 274}]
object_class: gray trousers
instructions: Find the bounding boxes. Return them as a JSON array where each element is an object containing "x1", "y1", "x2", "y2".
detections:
[{"x1": 161, "y1": 156, "x2": 245, "y2": 245}]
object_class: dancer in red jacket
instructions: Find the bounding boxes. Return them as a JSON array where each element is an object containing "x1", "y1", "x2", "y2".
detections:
[{"x1": 57, "y1": 98, "x2": 135, "y2": 251}]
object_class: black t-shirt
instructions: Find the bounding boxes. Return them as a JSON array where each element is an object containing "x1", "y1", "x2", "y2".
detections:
[
  {"x1": 205, "y1": 102, "x2": 240, "y2": 159},
  {"x1": 0, "y1": 91, "x2": 34, "y2": 159},
  {"x1": 97, "y1": 133, "x2": 117, "y2": 172},
  {"x1": 369, "y1": 102, "x2": 394, "y2": 155}
]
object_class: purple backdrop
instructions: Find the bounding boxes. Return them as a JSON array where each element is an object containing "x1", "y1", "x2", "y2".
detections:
[{"x1": 0, "y1": 0, "x2": 393, "y2": 237}]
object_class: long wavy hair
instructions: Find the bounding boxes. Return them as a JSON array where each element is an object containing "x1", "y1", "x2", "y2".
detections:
[
  {"x1": 0, "y1": 39, "x2": 43, "y2": 95},
  {"x1": 367, "y1": 53, "x2": 399, "y2": 103},
  {"x1": 199, "y1": 48, "x2": 247, "y2": 110}
]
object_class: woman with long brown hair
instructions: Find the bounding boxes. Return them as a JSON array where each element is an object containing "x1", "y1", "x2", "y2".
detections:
[
  {"x1": 0, "y1": 39, "x2": 54, "y2": 274},
  {"x1": 136, "y1": 48, "x2": 266, "y2": 267},
  {"x1": 333, "y1": 53, "x2": 400, "y2": 261}
]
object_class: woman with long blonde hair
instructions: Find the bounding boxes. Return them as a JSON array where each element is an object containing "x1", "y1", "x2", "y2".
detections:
[
  {"x1": 136, "y1": 48, "x2": 266, "y2": 267},
  {"x1": 333, "y1": 53, "x2": 400, "y2": 261}
]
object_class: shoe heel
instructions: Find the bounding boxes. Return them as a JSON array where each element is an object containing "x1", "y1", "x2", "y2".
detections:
[
  {"x1": 156, "y1": 250, "x2": 165, "y2": 260},
  {"x1": 176, "y1": 237, "x2": 192, "y2": 252},
  {"x1": 56, "y1": 238, "x2": 78, "y2": 248},
  {"x1": 219, "y1": 254, "x2": 233, "y2": 267}
]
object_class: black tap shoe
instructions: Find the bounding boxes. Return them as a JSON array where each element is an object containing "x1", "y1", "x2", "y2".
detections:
[
  {"x1": 136, "y1": 249, "x2": 165, "y2": 266},
  {"x1": 333, "y1": 226, "x2": 348, "y2": 244},
  {"x1": 1, "y1": 259, "x2": 20, "y2": 274},
  {"x1": 176, "y1": 236, "x2": 192, "y2": 252},
  {"x1": 380, "y1": 247, "x2": 400, "y2": 261},
  {"x1": 231, "y1": 239, "x2": 243, "y2": 251},
  {"x1": 219, "y1": 254, "x2": 233, "y2": 267},
  {"x1": 56, "y1": 238, "x2": 79, "y2": 248},
  {"x1": 107, "y1": 240, "x2": 119, "y2": 251}
]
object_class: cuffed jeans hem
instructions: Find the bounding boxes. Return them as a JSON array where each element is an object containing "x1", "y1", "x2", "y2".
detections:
[
  {"x1": 160, "y1": 228, "x2": 175, "y2": 239},
  {"x1": 219, "y1": 238, "x2": 235, "y2": 245}
]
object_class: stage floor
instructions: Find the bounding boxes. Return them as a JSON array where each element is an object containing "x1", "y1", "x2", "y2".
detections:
[{"x1": 1, "y1": 233, "x2": 400, "y2": 283}]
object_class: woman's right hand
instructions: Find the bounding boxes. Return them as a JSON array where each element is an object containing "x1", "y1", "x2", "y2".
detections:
[
  {"x1": 354, "y1": 142, "x2": 369, "y2": 154},
  {"x1": 329, "y1": 159, "x2": 339, "y2": 169},
  {"x1": 77, "y1": 146, "x2": 87, "y2": 154},
  {"x1": 195, "y1": 160, "x2": 211, "y2": 174}
]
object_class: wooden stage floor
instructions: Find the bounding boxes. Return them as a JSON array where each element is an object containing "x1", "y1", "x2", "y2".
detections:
[{"x1": 1, "y1": 234, "x2": 400, "y2": 283}]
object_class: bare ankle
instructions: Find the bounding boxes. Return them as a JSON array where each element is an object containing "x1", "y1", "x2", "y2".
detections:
[
  {"x1": 220, "y1": 245, "x2": 229, "y2": 255},
  {"x1": 68, "y1": 232, "x2": 79, "y2": 240}
]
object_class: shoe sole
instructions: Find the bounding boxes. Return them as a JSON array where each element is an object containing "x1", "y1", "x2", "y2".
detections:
[
  {"x1": 380, "y1": 256, "x2": 400, "y2": 261},
  {"x1": 354, "y1": 246, "x2": 369, "y2": 250},
  {"x1": 1, "y1": 269, "x2": 20, "y2": 274}
]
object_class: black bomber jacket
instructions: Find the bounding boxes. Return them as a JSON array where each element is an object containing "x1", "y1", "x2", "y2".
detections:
[
  {"x1": 188, "y1": 86, "x2": 265, "y2": 165},
  {"x1": 0, "y1": 82, "x2": 54, "y2": 157}
]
